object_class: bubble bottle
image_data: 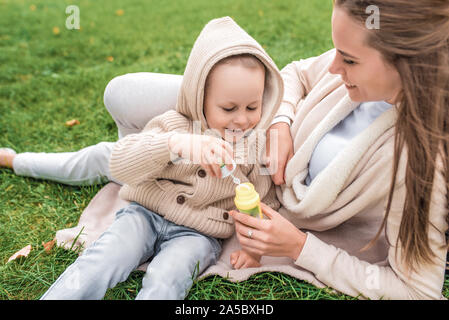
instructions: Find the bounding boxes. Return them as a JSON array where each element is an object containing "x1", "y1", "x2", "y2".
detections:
[
  {"x1": 234, "y1": 182, "x2": 263, "y2": 219},
  {"x1": 220, "y1": 159, "x2": 263, "y2": 218}
]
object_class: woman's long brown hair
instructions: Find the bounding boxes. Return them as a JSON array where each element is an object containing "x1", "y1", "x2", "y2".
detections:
[{"x1": 334, "y1": 0, "x2": 449, "y2": 272}]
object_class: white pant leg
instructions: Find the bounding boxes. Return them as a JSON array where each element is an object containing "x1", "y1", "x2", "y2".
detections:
[
  {"x1": 12, "y1": 72, "x2": 183, "y2": 185},
  {"x1": 13, "y1": 142, "x2": 118, "y2": 186},
  {"x1": 103, "y1": 72, "x2": 183, "y2": 138}
]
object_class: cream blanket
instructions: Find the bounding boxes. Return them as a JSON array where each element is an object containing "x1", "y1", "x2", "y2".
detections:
[{"x1": 55, "y1": 182, "x2": 327, "y2": 290}]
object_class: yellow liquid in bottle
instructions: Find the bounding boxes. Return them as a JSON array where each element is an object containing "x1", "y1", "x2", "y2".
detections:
[{"x1": 234, "y1": 182, "x2": 263, "y2": 218}]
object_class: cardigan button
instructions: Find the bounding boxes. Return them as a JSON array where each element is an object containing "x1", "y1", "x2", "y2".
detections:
[
  {"x1": 222, "y1": 212, "x2": 229, "y2": 220},
  {"x1": 197, "y1": 169, "x2": 207, "y2": 178},
  {"x1": 176, "y1": 195, "x2": 185, "y2": 205}
]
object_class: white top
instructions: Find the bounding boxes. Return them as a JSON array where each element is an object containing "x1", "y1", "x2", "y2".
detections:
[{"x1": 305, "y1": 101, "x2": 393, "y2": 185}]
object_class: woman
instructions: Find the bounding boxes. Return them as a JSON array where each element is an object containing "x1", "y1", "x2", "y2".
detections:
[
  {"x1": 231, "y1": 0, "x2": 448, "y2": 299},
  {"x1": 1, "y1": 0, "x2": 448, "y2": 299}
]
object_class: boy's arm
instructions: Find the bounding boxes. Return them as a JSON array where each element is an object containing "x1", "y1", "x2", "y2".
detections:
[
  {"x1": 109, "y1": 111, "x2": 188, "y2": 186},
  {"x1": 109, "y1": 130, "x2": 177, "y2": 186}
]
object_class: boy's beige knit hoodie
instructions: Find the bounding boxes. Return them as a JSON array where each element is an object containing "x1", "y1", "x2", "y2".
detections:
[{"x1": 108, "y1": 17, "x2": 283, "y2": 239}]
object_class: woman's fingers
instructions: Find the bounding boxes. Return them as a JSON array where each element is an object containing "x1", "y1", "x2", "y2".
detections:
[
  {"x1": 234, "y1": 220, "x2": 263, "y2": 242},
  {"x1": 259, "y1": 202, "x2": 281, "y2": 220},
  {"x1": 233, "y1": 219, "x2": 269, "y2": 257},
  {"x1": 271, "y1": 149, "x2": 288, "y2": 185},
  {"x1": 265, "y1": 122, "x2": 293, "y2": 185},
  {"x1": 229, "y1": 210, "x2": 266, "y2": 230},
  {"x1": 234, "y1": 231, "x2": 264, "y2": 256},
  {"x1": 230, "y1": 203, "x2": 278, "y2": 231}
]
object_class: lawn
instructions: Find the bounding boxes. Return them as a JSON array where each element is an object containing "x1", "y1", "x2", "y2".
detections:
[{"x1": 0, "y1": 0, "x2": 447, "y2": 301}]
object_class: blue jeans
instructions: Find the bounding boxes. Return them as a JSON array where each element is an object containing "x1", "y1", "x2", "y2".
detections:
[{"x1": 40, "y1": 203, "x2": 221, "y2": 300}]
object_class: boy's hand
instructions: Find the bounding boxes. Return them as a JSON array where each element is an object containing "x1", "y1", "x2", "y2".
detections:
[
  {"x1": 168, "y1": 133, "x2": 234, "y2": 178},
  {"x1": 230, "y1": 249, "x2": 261, "y2": 269}
]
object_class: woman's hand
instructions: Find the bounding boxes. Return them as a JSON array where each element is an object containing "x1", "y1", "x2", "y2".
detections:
[
  {"x1": 264, "y1": 122, "x2": 294, "y2": 185},
  {"x1": 229, "y1": 202, "x2": 307, "y2": 261},
  {"x1": 169, "y1": 133, "x2": 234, "y2": 178}
]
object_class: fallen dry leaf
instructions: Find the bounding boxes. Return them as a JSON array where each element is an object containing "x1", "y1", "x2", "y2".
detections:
[
  {"x1": 8, "y1": 245, "x2": 32, "y2": 263},
  {"x1": 65, "y1": 119, "x2": 80, "y2": 127},
  {"x1": 42, "y1": 239, "x2": 56, "y2": 253},
  {"x1": 19, "y1": 74, "x2": 32, "y2": 82}
]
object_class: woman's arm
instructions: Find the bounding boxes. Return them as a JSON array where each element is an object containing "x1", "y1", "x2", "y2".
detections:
[
  {"x1": 266, "y1": 49, "x2": 336, "y2": 185},
  {"x1": 265, "y1": 122, "x2": 294, "y2": 185},
  {"x1": 231, "y1": 195, "x2": 448, "y2": 300},
  {"x1": 275, "y1": 49, "x2": 336, "y2": 122}
]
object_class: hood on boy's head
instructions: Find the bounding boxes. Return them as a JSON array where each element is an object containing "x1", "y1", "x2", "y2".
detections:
[{"x1": 176, "y1": 16, "x2": 284, "y2": 132}]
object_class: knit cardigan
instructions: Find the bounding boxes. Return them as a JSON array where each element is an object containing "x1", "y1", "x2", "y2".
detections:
[
  {"x1": 275, "y1": 49, "x2": 448, "y2": 299},
  {"x1": 108, "y1": 17, "x2": 283, "y2": 239}
]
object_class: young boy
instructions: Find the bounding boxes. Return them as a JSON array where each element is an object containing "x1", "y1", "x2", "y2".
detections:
[{"x1": 39, "y1": 16, "x2": 283, "y2": 300}]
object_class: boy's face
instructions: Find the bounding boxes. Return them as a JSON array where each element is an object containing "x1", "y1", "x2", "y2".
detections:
[{"x1": 204, "y1": 63, "x2": 265, "y2": 143}]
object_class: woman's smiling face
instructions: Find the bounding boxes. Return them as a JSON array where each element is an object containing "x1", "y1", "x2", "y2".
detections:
[{"x1": 328, "y1": 6, "x2": 402, "y2": 104}]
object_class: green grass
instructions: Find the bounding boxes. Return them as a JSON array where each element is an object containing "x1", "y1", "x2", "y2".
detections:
[{"x1": 0, "y1": 0, "x2": 447, "y2": 300}]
